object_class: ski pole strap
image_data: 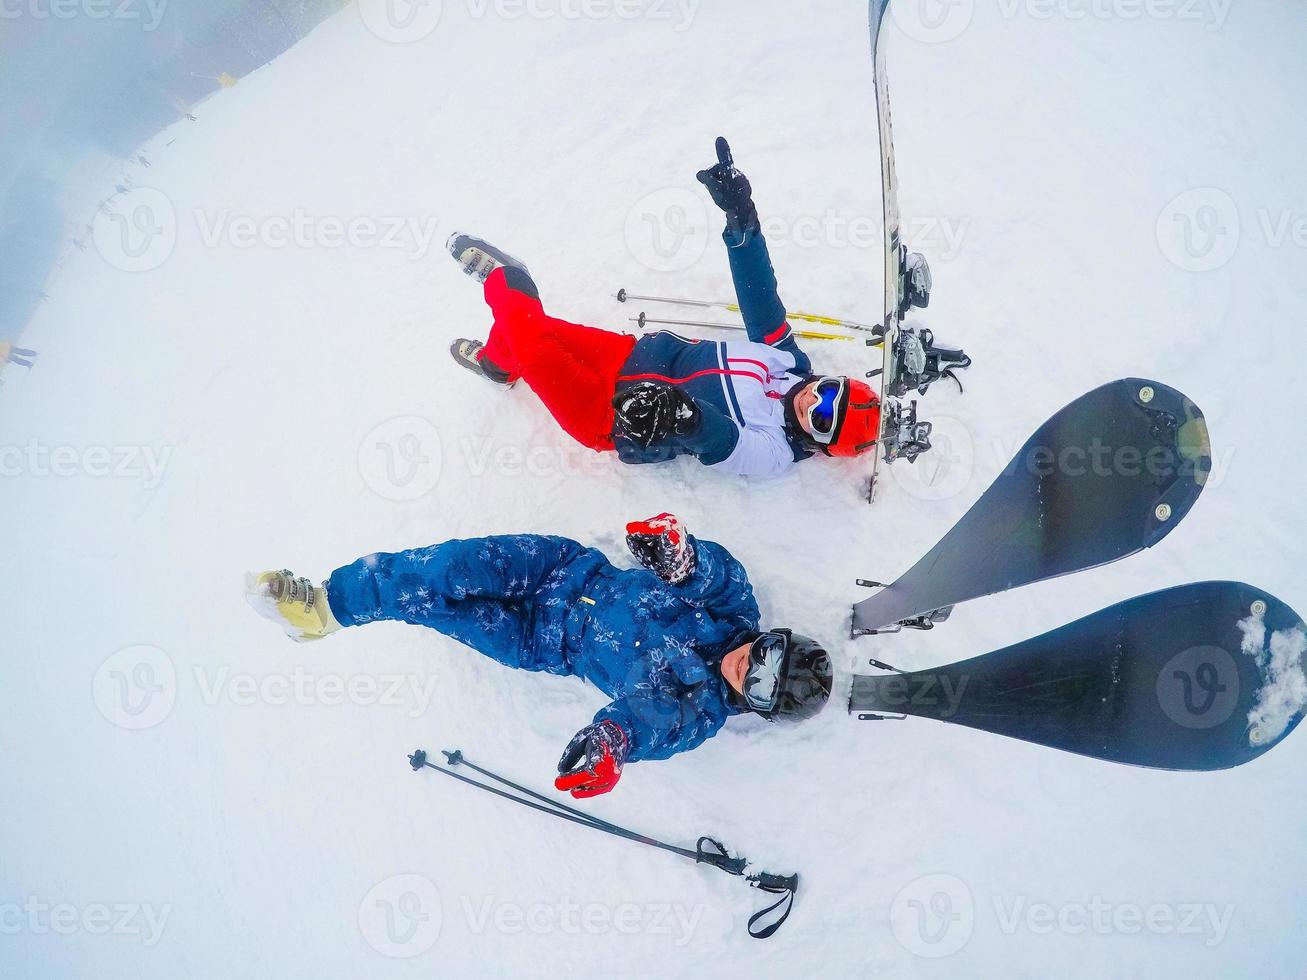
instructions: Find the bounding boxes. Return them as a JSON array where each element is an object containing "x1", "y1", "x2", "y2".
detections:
[
  {"x1": 746, "y1": 872, "x2": 798, "y2": 940},
  {"x1": 695, "y1": 837, "x2": 798, "y2": 940}
]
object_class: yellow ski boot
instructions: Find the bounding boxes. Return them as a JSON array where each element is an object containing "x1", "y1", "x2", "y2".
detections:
[{"x1": 246, "y1": 570, "x2": 341, "y2": 642}]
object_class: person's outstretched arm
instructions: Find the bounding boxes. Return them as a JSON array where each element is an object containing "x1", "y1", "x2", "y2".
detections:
[
  {"x1": 697, "y1": 137, "x2": 812, "y2": 375},
  {"x1": 624, "y1": 516, "x2": 761, "y2": 624}
]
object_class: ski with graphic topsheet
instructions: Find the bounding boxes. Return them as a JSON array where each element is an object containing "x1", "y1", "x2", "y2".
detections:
[
  {"x1": 868, "y1": 0, "x2": 908, "y2": 499},
  {"x1": 866, "y1": 0, "x2": 970, "y2": 500},
  {"x1": 852, "y1": 379, "x2": 1211, "y2": 634},
  {"x1": 851, "y1": 581, "x2": 1306, "y2": 772}
]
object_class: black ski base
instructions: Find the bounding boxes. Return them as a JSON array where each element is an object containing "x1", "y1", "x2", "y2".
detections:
[
  {"x1": 850, "y1": 581, "x2": 1305, "y2": 771},
  {"x1": 853, "y1": 378, "x2": 1211, "y2": 634}
]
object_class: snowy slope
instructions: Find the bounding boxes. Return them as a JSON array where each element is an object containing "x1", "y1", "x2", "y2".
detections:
[{"x1": 3, "y1": 1, "x2": 1306, "y2": 977}]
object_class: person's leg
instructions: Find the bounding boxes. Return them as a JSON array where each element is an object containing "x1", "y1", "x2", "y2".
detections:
[
  {"x1": 325, "y1": 534, "x2": 591, "y2": 669},
  {"x1": 481, "y1": 267, "x2": 636, "y2": 450},
  {"x1": 477, "y1": 266, "x2": 539, "y2": 381}
]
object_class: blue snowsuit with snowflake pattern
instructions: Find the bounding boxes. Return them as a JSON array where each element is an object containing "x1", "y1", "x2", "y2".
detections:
[{"x1": 325, "y1": 534, "x2": 759, "y2": 763}]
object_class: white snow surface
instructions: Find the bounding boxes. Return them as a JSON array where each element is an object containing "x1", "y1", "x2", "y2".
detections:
[
  {"x1": 5, "y1": 1, "x2": 1307, "y2": 977},
  {"x1": 1239, "y1": 612, "x2": 1307, "y2": 743}
]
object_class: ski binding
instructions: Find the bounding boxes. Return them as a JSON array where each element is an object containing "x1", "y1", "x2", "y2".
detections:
[{"x1": 880, "y1": 399, "x2": 932, "y2": 464}]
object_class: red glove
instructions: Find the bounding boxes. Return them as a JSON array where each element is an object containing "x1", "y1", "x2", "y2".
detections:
[
  {"x1": 625, "y1": 513, "x2": 696, "y2": 585},
  {"x1": 555, "y1": 720, "x2": 629, "y2": 799}
]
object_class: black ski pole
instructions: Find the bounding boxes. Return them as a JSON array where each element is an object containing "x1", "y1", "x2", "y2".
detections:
[
  {"x1": 406, "y1": 748, "x2": 798, "y2": 939},
  {"x1": 435, "y1": 749, "x2": 678, "y2": 850},
  {"x1": 412, "y1": 749, "x2": 701, "y2": 862}
]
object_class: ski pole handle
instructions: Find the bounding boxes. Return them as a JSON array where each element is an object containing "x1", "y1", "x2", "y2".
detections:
[{"x1": 750, "y1": 871, "x2": 798, "y2": 893}]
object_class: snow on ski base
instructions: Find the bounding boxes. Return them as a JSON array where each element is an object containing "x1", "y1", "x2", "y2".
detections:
[{"x1": 4, "y1": 1, "x2": 1307, "y2": 977}]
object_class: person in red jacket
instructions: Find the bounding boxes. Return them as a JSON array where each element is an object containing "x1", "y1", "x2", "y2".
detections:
[{"x1": 445, "y1": 139, "x2": 887, "y2": 477}]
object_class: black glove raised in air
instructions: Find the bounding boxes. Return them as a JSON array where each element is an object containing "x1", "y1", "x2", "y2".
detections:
[{"x1": 696, "y1": 136, "x2": 759, "y2": 237}]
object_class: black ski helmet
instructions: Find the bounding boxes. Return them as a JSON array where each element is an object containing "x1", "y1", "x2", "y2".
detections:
[{"x1": 741, "y1": 629, "x2": 833, "y2": 723}]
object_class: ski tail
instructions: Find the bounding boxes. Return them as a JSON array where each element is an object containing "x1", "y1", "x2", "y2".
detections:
[
  {"x1": 853, "y1": 378, "x2": 1212, "y2": 633},
  {"x1": 852, "y1": 582, "x2": 1305, "y2": 771}
]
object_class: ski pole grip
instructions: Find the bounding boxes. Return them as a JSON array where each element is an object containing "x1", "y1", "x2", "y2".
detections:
[
  {"x1": 408, "y1": 749, "x2": 428, "y2": 771},
  {"x1": 695, "y1": 836, "x2": 747, "y2": 875},
  {"x1": 750, "y1": 871, "x2": 798, "y2": 894}
]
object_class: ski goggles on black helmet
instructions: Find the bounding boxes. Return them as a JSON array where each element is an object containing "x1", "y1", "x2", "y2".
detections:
[
  {"x1": 804, "y1": 376, "x2": 848, "y2": 446},
  {"x1": 742, "y1": 631, "x2": 790, "y2": 713},
  {"x1": 741, "y1": 628, "x2": 834, "y2": 722}
]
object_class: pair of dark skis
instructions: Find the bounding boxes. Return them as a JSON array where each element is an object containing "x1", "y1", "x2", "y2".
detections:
[
  {"x1": 856, "y1": 0, "x2": 1304, "y2": 772},
  {"x1": 849, "y1": 375, "x2": 1305, "y2": 771}
]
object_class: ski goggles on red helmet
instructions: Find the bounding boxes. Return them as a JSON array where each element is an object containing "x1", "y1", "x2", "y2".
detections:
[
  {"x1": 742, "y1": 631, "x2": 790, "y2": 713},
  {"x1": 804, "y1": 376, "x2": 848, "y2": 446}
]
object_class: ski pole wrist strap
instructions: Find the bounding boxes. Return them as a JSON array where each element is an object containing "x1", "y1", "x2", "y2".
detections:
[
  {"x1": 696, "y1": 836, "x2": 798, "y2": 939},
  {"x1": 746, "y1": 873, "x2": 797, "y2": 940}
]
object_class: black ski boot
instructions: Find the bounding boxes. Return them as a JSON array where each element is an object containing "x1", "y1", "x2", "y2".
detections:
[
  {"x1": 449, "y1": 339, "x2": 515, "y2": 387},
  {"x1": 446, "y1": 232, "x2": 531, "y2": 283}
]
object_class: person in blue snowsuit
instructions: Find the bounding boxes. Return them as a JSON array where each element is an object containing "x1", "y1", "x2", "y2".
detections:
[
  {"x1": 248, "y1": 515, "x2": 834, "y2": 798},
  {"x1": 446, "y1": 138, "x2": 885, "y2": 476}
]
